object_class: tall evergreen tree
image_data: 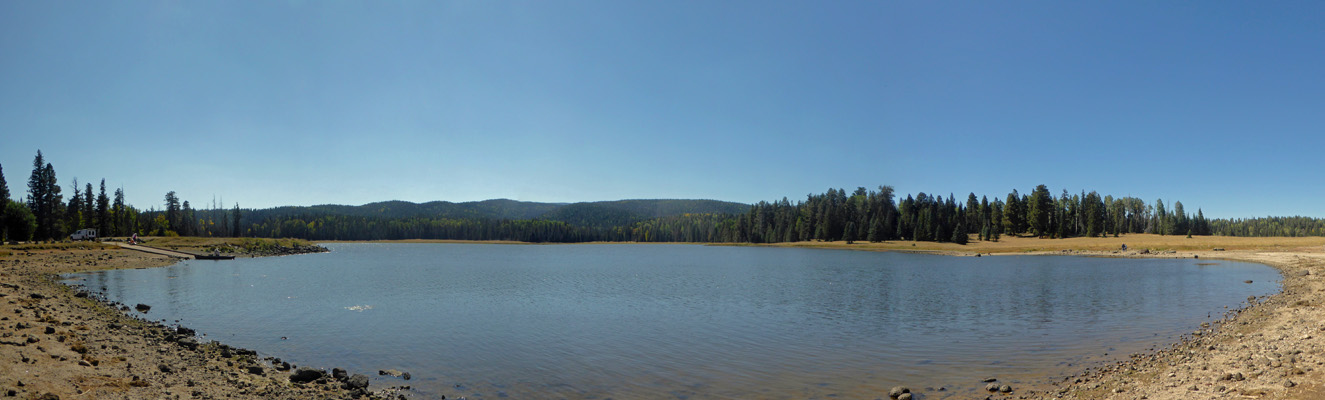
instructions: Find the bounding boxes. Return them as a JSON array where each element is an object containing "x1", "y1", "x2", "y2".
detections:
[
  {"x1": 231, "y1": 203, "x2": 242, "y2": 237},
  {"x1": 165, "y1": 191, "x2": 181, "y2": 233},
  {"x1": 96, "y1": 180, "x2": 110, "y2": 235},
  {"x1": 83, "y1": 182, "x2": 94, "y2": 229},
  {"x1": 1003, "y1": 190, "x2": 1023, "y2": 235},
  {"x1": 66, "y1": 179, "x2": 83, "y2": 231},
  {"x1": 27, "y1": 152, "x2": 48, "y2": 240},
  {"x1": 112, "y1": 188, "x2": 126, "y2": 236},
  {"x1": 0, "y1": 163, "x2": 7, "y2": 241},
  {"x1": 27, "y1": 153, "x2": 64, "y2": 241},
  {"x1": 1027, "y1": 184, "x2": 1053, "y2": 237}
]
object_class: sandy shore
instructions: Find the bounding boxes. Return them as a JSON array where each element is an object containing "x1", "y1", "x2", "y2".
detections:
[
  {"x1": 0, "y1": 240, "x2": 391, "y2": 400},
  {"x1": 4, "y1": 234, "x2": 1324, "y2": 399}
]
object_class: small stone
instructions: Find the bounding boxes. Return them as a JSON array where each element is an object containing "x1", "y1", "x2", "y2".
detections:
[
  {"x1": 1284, "y1": 380, "x2": 1296, "y2": 388},
  {"x1": 246, "y1": 366, "x2": 264, "y2": 375},
  {"x1": 332, "y1": 368, "x2": 348, "y2": 380},
  {"x1": 897, "y1": 393, "x2": 913, "y2": 400},
  {"x1": 135, "y1": 304, "x2": 150, "y2": 313},
  {"x1": 888, "y1": 386, "x2": 910, "y2": 398},
  {"x1": 986, "y1": 383, "x2": 1000, "y2": 392},
  {"x1": 981, "y1": 377, "x2": 997, "y2": 382},
  {"x1": 999, "y1": 384, "x2": 1012, "y2": 393}
]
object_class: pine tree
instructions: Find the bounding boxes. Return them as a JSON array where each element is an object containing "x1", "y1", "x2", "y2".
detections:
[
  {"x1": 67, "y1": 179, "x2": 84, "y2": 231},
  {"x1": 1027, "y1": 184, "x2": 1053, "y2": 237},
  {"x1": 952, "y1": 221, "x2": 968, "y2": 244},
  {"x1": 1003, "y1": 190, "x2": 1023, "y2": 235},
  {"x1": 27, "y1": 152, "x2": 48, "y2": 240},
  {"x1": 165, "y1": 191, "x2": 181, "y2": 233},
  {"x1": 96, "y1": 180, "x2": 110, "y2": 235},
  {"x1": 0, "y1": 163, "x2": 7, "y2": 241},
  {"x1": 231, "y1": 203, "x2": 242, "y2": 237},
  {"x1": 843, "y1": 221, "x2": 857, "y2": 244},
  {"x1": 112, "y1": 188, "x2": 126, "y2": 236},
  {"x1": 82, "y1": 183, "x2": 93, "y2": 230}
]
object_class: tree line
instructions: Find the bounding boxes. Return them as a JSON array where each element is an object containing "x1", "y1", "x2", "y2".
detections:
[{"x1": 2, "y1": 149, "x2": 1322, "y2": 243}]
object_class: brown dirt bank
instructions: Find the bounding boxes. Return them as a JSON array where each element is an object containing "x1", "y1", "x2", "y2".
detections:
[{"x1": 0, "y1": 239, "x2": 394, "y2": 400}]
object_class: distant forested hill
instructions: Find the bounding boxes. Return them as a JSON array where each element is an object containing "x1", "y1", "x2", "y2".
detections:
[
  {"x1": 245, "y1": 199, "x2": 565, "y2": 222},
  {"x1": 227, "y1": 198, "x2": 749, "y2": 240},
  {"x1": 538, "y1": 199, "x2": 750, "y2": 228}
]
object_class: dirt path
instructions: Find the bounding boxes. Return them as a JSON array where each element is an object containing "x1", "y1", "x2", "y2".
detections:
[{"x1": 113, "y1": 243, "x2": 196, "y2": 259}]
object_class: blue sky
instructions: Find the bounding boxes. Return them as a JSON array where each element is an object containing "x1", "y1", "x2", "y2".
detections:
[{"x1": 1, "y1": 1, "x2": 1322, "y2": 218}]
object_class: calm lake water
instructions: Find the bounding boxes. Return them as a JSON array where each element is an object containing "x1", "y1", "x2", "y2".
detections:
[{"x1": 64, "y1": 243, "x2": 1279, "y2": 399}]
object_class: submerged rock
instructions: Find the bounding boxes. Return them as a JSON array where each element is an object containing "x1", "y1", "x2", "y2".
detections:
[{"x1": 135, "y1": 303, "x2": 151, "y2": 313}]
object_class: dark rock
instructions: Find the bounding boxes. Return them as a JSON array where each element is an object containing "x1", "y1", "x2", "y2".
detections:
[
  {"x1": 332, "y1": 368, "x2": 348, "y2": 380},
  {"x1": 981, "y1": 378, "x2": 997, "y2": 382},
  {"x1": 220, "y1": 348, "x2": 232, "y2": 358},
  {"x1": 176, "y1": 326, "x2": 195, "y2": 336},
  {"x1": 158, "y1": 364, "x2": 172, "y2": 373},
  {"x1": 402, "y1": 372, "x2": 411, "y2": 380},
  {"x1": 888, "y1": 386, "x2": 910, "y2": 398},
  {"x1": 289, "y1": 367, "x2": 325, "y2": 383},
  {"x1": 44, "y1": 327, "x2": 54, "y2": 334},
  {"x1": 344, "y1": 374, "x2": 370, "y2": 390},
  {"x1": 135, "y1": 304, "x2": 151, "y2": 313},
  {"x1": 246, "y1": 366, "x2": 264, "y2": 375},
  {"x1": 73, "y1": 291, "x2": 87, "y2": 298},
  {"x1": 275, "y1": 362, "x2": 291, "y2": 371},
  {"x1": 379, "y1": 369, "x2": 408, "y2": 378},
  {"x1": 29, "y1": 293, "x2": 45, "y2": 300},
  {"x1": 176, "y1": 337, "x2": 198, "y2": 351}
]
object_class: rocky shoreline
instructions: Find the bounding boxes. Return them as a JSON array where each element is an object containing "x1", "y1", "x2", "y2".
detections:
[{"x1": 0, "y1": 243, "x2": 411, "y2": 400}]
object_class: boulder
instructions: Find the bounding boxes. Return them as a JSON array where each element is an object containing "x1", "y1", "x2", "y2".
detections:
[
  {"x1": 135, "y1": 304, "x2": 151, "y2": 313},
  {"x1": 888, "y1": 386, "x2": 910, "y2": 398},
  {"x1": 985, "y1": 383, "x2": 1000, "y2": 392},
  {"x1": 246, "y1": 366, "x2": 264, "y2": 375},
  {"x1": 289, "y1": 367, "x2": 324, "y2": 383},
  {"x1": 999, "y1": 384, "x2": 1012, "y2": 393},
  {"x1": 344, "y1": 374, "x2": 370, "y2": 390},
  {"x1": 332, "y1": 367, "x2": 348, "y2": 380},
  {"x1": 176, "y1": 326, "x2": 196, "y2": 336}
]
